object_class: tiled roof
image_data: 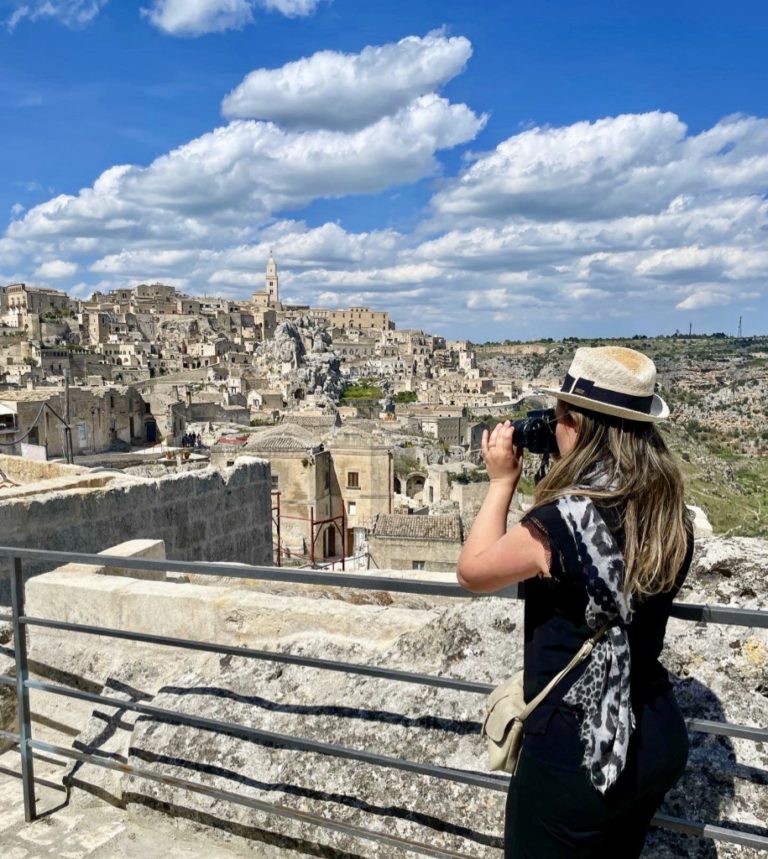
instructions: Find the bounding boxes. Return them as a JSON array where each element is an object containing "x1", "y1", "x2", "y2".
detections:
[
  {"x1": 0, "y1": 389, "x2": 60, "y2": 402},
  {"x1": 279, "y1": 413, "x2": 340, "y2": 428},
  {"x1": 246, "y1": 434, "x2": 313, "y2": 452},
  {"x1": 215, "y1": 435, "x2": 249, "y2": 446},
  {"x1": 372, "y1": 513, "x2": 463, "y2": 542},
  {"x1": 245, "y1": 423, "x2": 320, "y2": 452}
]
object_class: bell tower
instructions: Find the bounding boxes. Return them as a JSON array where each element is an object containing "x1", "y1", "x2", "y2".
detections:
[{"x1": 266, "y1": 252, "x2": 279, "y2": 307}]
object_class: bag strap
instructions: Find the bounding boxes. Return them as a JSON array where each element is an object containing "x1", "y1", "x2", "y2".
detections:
[{"x1": 519, "y1": 621, "x2": 610, "y2": 722}]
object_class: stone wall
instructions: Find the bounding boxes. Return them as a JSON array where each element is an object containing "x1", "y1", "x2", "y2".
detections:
[
  {"x1": 0, "y1": 455, "x2": 272, "y2": 604},
  {"x1": 367, "y1": 534, "x2": 461, "y2": 572},
  {"x1": 183, "y1": 401, "x2": 250, "y2": 427}
]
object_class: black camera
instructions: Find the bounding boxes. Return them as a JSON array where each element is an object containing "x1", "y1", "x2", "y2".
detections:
[{"x1": 511, "y1": 408, "x2": 559, "y2": 455}]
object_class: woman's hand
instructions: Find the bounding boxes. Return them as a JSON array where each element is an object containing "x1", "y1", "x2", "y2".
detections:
[{"x1": 481, "y1": 420, "x2": 523, "y2": 490}]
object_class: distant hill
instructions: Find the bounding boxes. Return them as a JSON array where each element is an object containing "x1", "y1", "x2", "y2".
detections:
[{"x1": 476, "y1": 335, "x2": 768, "y2": 537}]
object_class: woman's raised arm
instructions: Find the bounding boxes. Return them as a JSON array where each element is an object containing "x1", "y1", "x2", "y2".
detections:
[{"x1": 456, "y1": 420, "x2": 549, "y2": 592}]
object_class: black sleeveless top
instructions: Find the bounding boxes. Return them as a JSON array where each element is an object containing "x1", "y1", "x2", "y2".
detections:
[{"x1": 520, "y1": 501, "x2": 694, "y2": 708}]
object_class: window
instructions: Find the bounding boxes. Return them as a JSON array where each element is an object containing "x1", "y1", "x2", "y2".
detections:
[
  {"x1": 412, "y1": 561, "x2": 425, "y2": 570},
  {"x1": 347, "y1": 471, "x2": 360, "y2": 489},
  {"x1": 271, "y1": 475, "x2": 279, "y2": 488},
  {"x1": 348, "y1": 501, "x2": 357, "y2": 515}
]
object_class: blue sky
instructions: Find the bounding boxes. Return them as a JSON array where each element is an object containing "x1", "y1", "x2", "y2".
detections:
[{"x1": 2, "y1": 0, "x2": 768, "y2": 341}]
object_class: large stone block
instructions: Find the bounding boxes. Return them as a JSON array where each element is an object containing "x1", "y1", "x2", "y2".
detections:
[{"x1": 99, "y1": 539, "x2": 167, "y2": 581}]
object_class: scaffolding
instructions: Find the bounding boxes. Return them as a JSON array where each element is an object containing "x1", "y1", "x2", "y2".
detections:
[{"x1": 270, "y1": 491, "x2": 348, "y2": 570}]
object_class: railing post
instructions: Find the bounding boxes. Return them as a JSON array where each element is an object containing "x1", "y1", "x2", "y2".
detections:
[{"x1": 10, "y1": 555, "x2": 36, "y2": 822}]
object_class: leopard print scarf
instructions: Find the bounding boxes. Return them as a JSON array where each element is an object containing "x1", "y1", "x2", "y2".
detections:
[{"x1": 556, "y1": 495, "x2": 635, "y2": 794}]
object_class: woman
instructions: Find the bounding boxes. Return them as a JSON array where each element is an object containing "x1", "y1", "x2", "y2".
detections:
[{"x1": 457, "y1": 346, "x2": 693, "y2": 859}]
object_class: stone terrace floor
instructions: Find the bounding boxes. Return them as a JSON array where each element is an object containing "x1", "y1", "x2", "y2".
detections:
[{"x1": 0, "y1": 770, "x2": 269, "y2": 859}]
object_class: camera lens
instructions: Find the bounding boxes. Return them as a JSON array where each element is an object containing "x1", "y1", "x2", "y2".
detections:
[{"x1": 511, "y1": 408, "x2": 559, "y2": 455}]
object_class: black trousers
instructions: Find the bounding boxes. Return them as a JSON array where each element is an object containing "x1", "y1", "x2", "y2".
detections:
[{"x1": 504, "y1": 690, "x2": 689, "y2": 858}]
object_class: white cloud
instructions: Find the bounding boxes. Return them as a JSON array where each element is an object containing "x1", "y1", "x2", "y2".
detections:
[
  {"x1": 316, "y1": 290, "x2": 344, "y2": 307},
  {"x1": 142, "y1": 0, "x2": 321, "y2": 35},
  {"x1": 207, "y1": 269, "x2": 265, "y2": 288},
  {"x1": 6, "y1": 0, "x2": 107, "y2": 31},
  {"x1": 258, "y1": 0, "x2": 321, "y2": 17},
  {"x1": 142, "y1": 0, "x2": 253, "y2": 36},
  {"x1": 35, "y1": 259, "x2": 78, "y2": 278},
  {"x1": 433, "y1": 113, "x2": 768, "y2": 222},
  {"x1": 467, "y1": 288, "x2": 509, "y2": 309},
  {"x1": 9, "y1": 95, "x2": 484, "y2": 248},
  {"x1": 225, "y1": 222, "x2": 402, "y2": 269},
  {"x1": 289, "y1": 263, "x2": 443, "y2": 288},
  {"x1": 675, "y1": 289, "x2": 733, "y2": 311},
  {"x1": 222, "y1": 31, "x2": 473, "y2": 129},
  {"x1": 69, "y1": 282, "x2": 93, "y2": 297},
  {"x1": 90, "y1": 248, "x2": 203, "y2": 274},
  {"x1": 566, "y1": 287, "x2": 611, "y2": 301}
]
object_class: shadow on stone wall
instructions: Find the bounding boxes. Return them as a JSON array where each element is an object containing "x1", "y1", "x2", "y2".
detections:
[
  {"x1": 66, "y1": 673, "x2": 504, "y2": 858},
  {"x1": 63, "y1": 671, "x2": 767, "y2": 859},
  {"x1": 644, "y1": 675, "x2": 767, "y2": 858}
]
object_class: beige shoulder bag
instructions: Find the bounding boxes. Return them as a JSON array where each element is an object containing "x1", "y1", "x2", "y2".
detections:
[{"x1": 481, "y1": 622, "x2": 608, "y2": 775}]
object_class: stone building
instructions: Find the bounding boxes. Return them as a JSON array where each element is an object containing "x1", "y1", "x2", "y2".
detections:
[
  {"x1": 245, "y1": 425, "x2": 341, "y2": 563},
  {"x1": 326, "y1": 426, "x2": 393, "y2": 555},
  {"x1": 168, "y1": 399, "x2": 250, "y2": 444},
  {"x1": 34, "y1": 347, "x2": 110, "y2": 382},
  {"x1": 1, "y1": 283, "x2": 75, "y2": 328},
  {"x1": 367, "y1": 513, "x2": 463, "y2": 572},
  {"x1": 0, "y1": 385, "x2": 155, "y2": 457},
  {"x1": 320, "y1": 307, "x2": 392, "y2": 333},
  {"x1": 252, "y1": 254, "x2": 281, "y2": 312},
  {"x1": 84, "y1": 310, "x2": 111, "y2": 345},
  {"x1": 418, "y1": 414, "x2": 465, "y2": 446}
]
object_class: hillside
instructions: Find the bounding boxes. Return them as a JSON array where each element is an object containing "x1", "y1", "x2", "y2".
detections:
[{"x1": 475, "y1": 335, "x2": 768, "y2": 537}]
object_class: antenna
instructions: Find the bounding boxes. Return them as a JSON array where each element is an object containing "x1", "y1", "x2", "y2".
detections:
[
  {"x1": 688, "y1": 322, "x2": 692, "y2": 337},
  {"x1": 738, "y1": 315, "x2": 742, "y2": 337}
]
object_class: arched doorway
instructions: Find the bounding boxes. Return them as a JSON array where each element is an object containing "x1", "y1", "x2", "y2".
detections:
[
  {"x1": 145, "y1": 418, "x2": 158, "y2": 443},
  {"x1": 405, "y1": 472, "x2": 426, "y2": 502},
  {"x1": 323, "y1": 526, "x2": 336, "y2": 558}
]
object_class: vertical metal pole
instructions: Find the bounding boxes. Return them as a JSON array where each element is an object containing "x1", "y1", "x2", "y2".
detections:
[
  {"x1": 310, "y1": 507, "x2": 315, "y2": 567},
  {"x1": 276, "y1": 492, "x2": 281, "y2": 568},
  {"x1": 10, "y1": 556, "x2": 36, "y2": 821},
  {"x1": 341, "y1": 508, "x2": 346, "y2": 572}
]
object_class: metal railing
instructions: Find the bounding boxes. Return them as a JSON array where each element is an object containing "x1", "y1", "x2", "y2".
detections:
[{"x1": 1, "y1": 545, "x2": 767, "y2": 856}]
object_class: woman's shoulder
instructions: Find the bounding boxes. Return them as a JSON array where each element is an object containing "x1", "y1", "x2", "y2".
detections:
[
  {"x1": 522, "y1": 496, "x2": 625, "y2": 564},
  {"x1": 520, "y1": 496, "x2": 587, "y2": 553},
  {"x1": 522, "y1": 494, "x2": 616, "y2": 530},
  {"x1": 520, "y1": 499, "x2": 564, "y2": 534}
]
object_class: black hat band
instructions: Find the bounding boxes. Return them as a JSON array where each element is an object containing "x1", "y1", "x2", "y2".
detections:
[{"x1": 561, "y1": 374, "x2": 654, "y2": 414}]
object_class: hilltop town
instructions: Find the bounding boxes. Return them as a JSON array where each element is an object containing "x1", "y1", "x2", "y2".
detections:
[{"x1": 2, "y1": 258, "x2": 768, "y2": 573}]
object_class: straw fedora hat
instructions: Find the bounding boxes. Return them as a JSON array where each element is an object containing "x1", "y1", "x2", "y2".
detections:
[{"x1": 542, "y1": 346, "x2": 669, "y2": 422}]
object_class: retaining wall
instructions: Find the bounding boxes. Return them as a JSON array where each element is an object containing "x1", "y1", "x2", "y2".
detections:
[{"x1": 0, "y1": 455, "x2": 273, "y2": 604}]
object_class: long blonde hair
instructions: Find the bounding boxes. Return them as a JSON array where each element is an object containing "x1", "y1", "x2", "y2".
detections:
[{"x1": 534, "y1": 404, "x2": 689, "y2": 599}]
